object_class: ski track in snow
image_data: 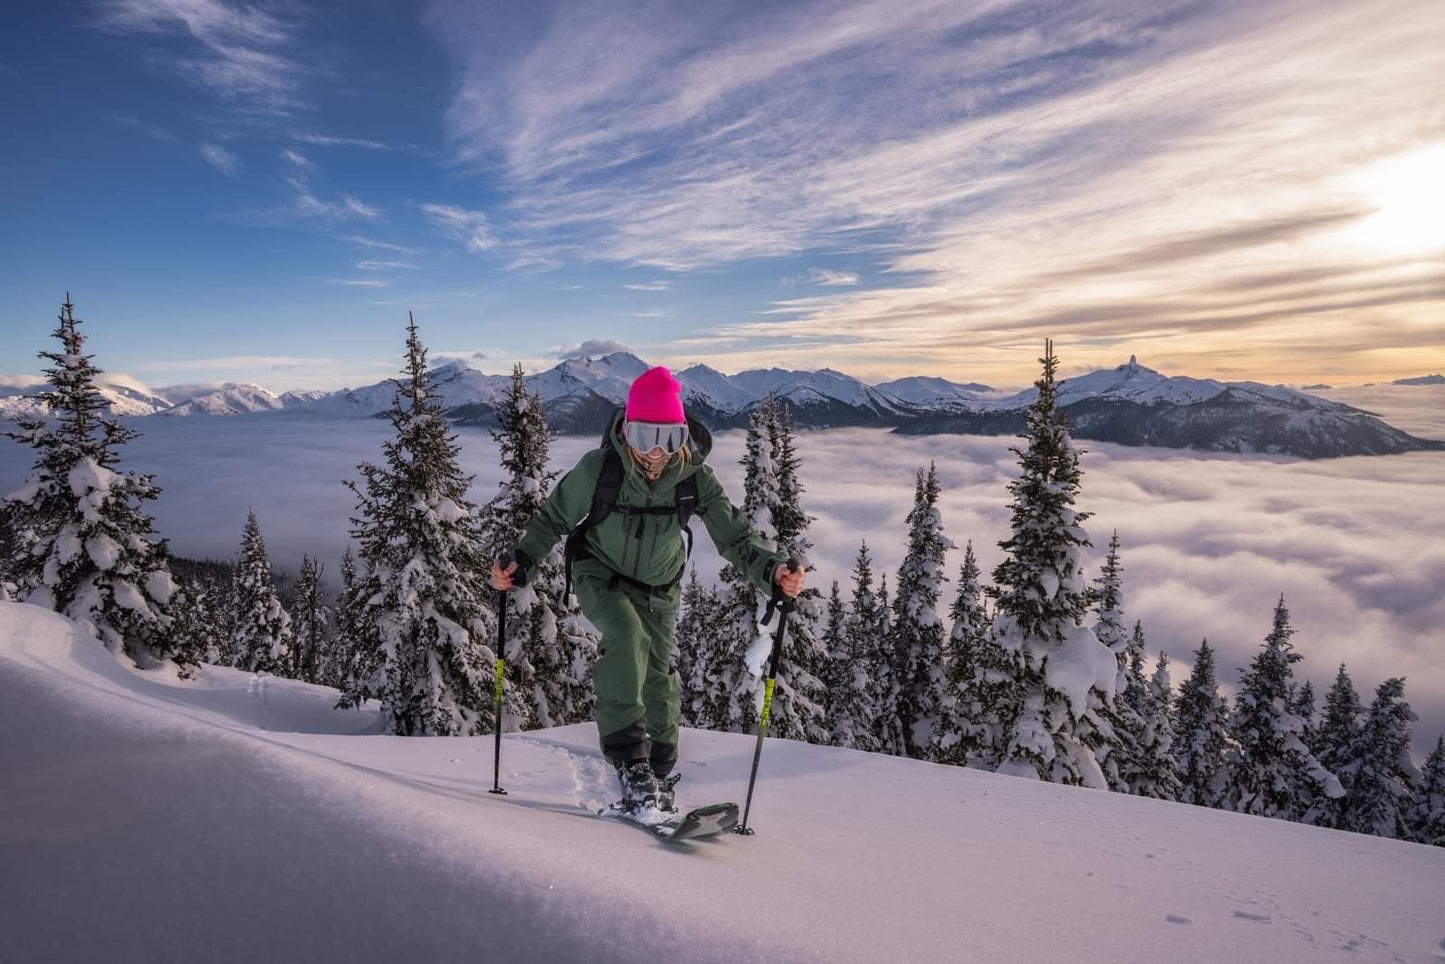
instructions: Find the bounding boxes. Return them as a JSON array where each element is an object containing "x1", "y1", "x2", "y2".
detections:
[{"x1": 4, "y1": 601, "x2": 1445, "y2": 964}]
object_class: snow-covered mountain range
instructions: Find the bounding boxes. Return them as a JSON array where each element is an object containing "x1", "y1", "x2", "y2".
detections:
[{"x1": 2, "y1": 353, "x2": 1439, "y2": 459}]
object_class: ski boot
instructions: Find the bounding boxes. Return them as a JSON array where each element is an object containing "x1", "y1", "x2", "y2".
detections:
[
  {"x1": 656, "y1": 773, "x2": 682, "y2": 814},
  {"x1": 615, "y1": 760, "x2": 660, "y2": 813}
]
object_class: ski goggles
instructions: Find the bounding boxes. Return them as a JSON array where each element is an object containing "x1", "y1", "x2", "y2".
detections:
[{"x1": 623, "y1": 419, "x2": 690, "y2": 454}]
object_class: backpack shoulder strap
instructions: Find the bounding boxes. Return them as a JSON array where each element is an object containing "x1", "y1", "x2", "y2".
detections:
[
  {"x1": 590, "y1": 445, "x2": 624, "y2": 528},
  {"x1": 676, "y1": 474, "x2": 697, "y2": 528}
]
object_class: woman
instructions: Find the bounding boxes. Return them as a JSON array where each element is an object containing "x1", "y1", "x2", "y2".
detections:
[{"x1": 491, "y1": 366, "x2": 804, "y2": 815}]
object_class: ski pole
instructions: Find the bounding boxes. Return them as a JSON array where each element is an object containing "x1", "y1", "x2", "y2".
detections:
[
  {"x1": 489, "y1": 586, "x2": 508, "y2": 796},
  {"x1": 734, "y1": 557, "x2": 800, "y2": 836}
]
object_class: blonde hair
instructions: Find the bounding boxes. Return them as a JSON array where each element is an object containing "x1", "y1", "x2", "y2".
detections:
[{"x1": 627, "y1": 441, "x2": 693, "y2": 481}]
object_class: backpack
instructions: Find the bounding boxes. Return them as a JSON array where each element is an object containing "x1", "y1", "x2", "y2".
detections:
[{"x1": 562, "y1": 412, "x2": 698, "y2": 598}]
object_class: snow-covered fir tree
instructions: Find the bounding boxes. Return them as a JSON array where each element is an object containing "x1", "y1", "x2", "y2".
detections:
[
  {"x1": 2, "y1": 294, "x2": 184, "y2": 671},
  {"x1": 1133, "y1": 652, "x2": 1182, "y2": 800},
  {"x1": 1309, "y1": 663, "x2": 1363, "y2": 828},
  {"x1": 676, "y1": 568, "x2": 721, "y2": 727},
  {"x1": 290, "y1": 555, "x2": 329, "y2": 685},
  {"x1": 761, "y1": 402, "x2": 829, "y2": 744},
  {"x1": 1409, "y1": 735, "x2": 1445, "y2": 847},
  {"x1": 1114, "y1": 621, "x2": 1152, "y2": 793},
  {"x1": 167, "y1": 578, "x2": 220, "y2": 669},
  {"x1": 831, "y1": 541, "x2": 884, "y2": 751},
  {"x1": 229, "y1": 510, "x2": 294, "y2": 675},
  {"x1": 0, "y1": 502, "x2": 22, "y2": 598},
  {"x1": 819, "y1": 577, "x2": 848, "y2": 736},
  {"x1": 1091, "y1": 531, "x2": 1134, "y2": 791},
  {"x1": 701, "y1": 395, "x2": 780, "y2": 733},
  {"x1": 1227, "y1": 595, "x2": 1341, "y2": 820},
  {"x1": 329, "y1": 546, "x2": 365, "y2": 690},
  {"x1": 1339, "y1": 678, "x2": 1418, "y2": 840},
  {"x1": 889, "y1": 463, "x2": 955, "y2": 759},
  {"x1": 874, "y1": 570, "x2": 908, "y2": 754},
  {"x1": 934, "y1": 541, "x2": 1011, "y2": 768},
  {"x1": 1173, "y1": 638, "x2": 1232, "y2": 808},
  {"x1": 480, "y1": 364, "x2": 596, "y2": 730},
  {"x1": 1292, "y1": 679, "x2": 1318, "y2": 756},
  {"x1": 341, "y1": 316, "x2": 493, "y2": 736},
  {"x1": 988, "y1": 340, "x2": 1119, "y2": 786},
  {"x1": 1092, "y1": 531, "x2": 1129, "y2": 682}
]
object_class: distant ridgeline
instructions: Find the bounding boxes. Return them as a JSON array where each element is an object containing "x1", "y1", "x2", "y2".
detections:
[{"x1": 3, "y1": 351, "x2": 1440, "y2": 459}]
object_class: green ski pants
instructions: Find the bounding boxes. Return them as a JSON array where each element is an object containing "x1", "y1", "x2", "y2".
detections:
[{"x1": 573, "y1": 565, "x2": 681, "y2": 770}]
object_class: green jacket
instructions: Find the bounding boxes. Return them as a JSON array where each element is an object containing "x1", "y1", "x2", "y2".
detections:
[{"x1": 511, "y1": 408, "x2": 783, "y2": 603}]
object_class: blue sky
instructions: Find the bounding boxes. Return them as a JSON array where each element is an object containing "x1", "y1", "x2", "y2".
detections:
[{"x1": 2, "y1": 0, "x2": 1442, "y2": 393}]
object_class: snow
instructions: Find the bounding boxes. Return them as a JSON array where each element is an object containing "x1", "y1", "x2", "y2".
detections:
[
  {"x1": 1038, "y1": 622, "x2": 1119, "y2": 713},
  {"x1": 67, "y1": 457, "x2": 115, "y2": 499},
  {"x1": 145, "y1": 569, "x2": 177, "y2": 605},
  {"x1": 4, "y1": 601, "x2": 1445, "y2": 962},
  {"x1": 85, "y1": 533, "x2": 121, "y2": 571}
]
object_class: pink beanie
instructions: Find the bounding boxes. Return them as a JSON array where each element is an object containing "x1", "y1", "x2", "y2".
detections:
[{"x1": 626, "y1": 367, "x2": 686, "y2": 423}]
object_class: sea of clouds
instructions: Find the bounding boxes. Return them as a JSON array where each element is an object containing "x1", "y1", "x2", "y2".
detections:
[{"x1": 2, "y1": 386, "x2": 1440, "y2": 755}]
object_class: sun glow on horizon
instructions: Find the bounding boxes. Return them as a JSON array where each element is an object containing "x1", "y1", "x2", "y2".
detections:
[{"x1": 1343, "y1": 144, "x2": 1445, "y2": 253}]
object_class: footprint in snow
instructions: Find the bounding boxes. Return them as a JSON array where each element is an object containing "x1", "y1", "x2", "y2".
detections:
[
  {"x1": 1165, "y1": 915, "x2": 1191, "y2": 926},
  {"x1": 1232, "y1": 911, "x2": 1272, "y2": 924}
]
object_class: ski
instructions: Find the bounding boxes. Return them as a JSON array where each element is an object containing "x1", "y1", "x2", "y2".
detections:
[{"x1": 598, "y1": 801, "x2": 739, "y2": 842}]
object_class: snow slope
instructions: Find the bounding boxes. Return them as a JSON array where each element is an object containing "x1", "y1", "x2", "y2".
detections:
[{"x1": 2, "y1": 602, "x2": 1442, "y2": 964}]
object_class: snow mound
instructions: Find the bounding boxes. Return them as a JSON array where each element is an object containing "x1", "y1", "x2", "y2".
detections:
[{"x1": 2, "y1": 601, "x2": 1442, "y2": 963}]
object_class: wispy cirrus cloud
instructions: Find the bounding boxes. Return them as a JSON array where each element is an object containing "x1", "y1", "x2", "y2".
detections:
[
  {"x1": 356, "y1": 260, "x2": 418, "y2": 271},
  {"x1": 420, "y1": 203, "x2": 496, "y2": 253},
  {"x1": 623, "y1": 280, "x2": 671, "y2": 291},
  {"x1": 280, "y1": 148, "x2": 312, "y2": 170},
  {"x1": 343, "y1": 235, "x2": 418, "y2": 254},
  {"x1": 429, "y1": 0, "x2": 1445, "y2": 384},
  {"x1": 326, "y1": 278, "x2": 389, "y2": 288},
  {"x1": 95, "y1": 0, "x2": 305, "y2": 113},
  {"x1": 199, "y1": 142, "x2": 241, "y2": 176},
  {"x1": 786, "y1": 268, "x2": 859, "y2": 287},
  {"x1": 113, "y1": 113, "x2": 178, "y2": 142}
]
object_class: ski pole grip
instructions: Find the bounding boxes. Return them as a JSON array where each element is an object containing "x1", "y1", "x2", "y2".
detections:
[{"x1": 497, "y1": 549, "x2": 529, "y2": 588}]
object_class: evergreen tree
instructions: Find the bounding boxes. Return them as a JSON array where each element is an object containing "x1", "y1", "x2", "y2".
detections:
[
  {"x1": 330, "y1": 546, "x2": 363, "y2": 690},
  {"x1": 1408, "y1": 735, "x2": 1445, "y2": 847},
  {"x1": 676, "y1": 568, "x2": 720, "y2": 727},
  {"x1": 167, "y1": 578, "x2": 219, "y2": 670},
  {"x1": 1292, "y1": 679, "x2": 1318, "y2": 756},
  {"x1": 762, "y1": 402, "x2": 829, "y2": 744},
  {"x1": 703, "y1": 395, "x2": 780, "y2": 733},
  {"x1": 1173, "y1": 638, "x2": 1231, "y2": 808},
  {"x1": 230, "y1": 510, "x2": 294, "y2": 674},
  {"x1": 875, "y1": 571, "x2": 908, "y2": 754},
  {"x1": 935, "y1": 541, "x2": 1013, "y2": 768},
  {"x1": 1133, "y1": 652, "x2": 1182, "y2": 800},
  {"x1": 290, "y1": 555, "x2": 329, "y2": 684},
  {"x1": 1091, "y1": 531, "x2": 1134, "y2": 790},
  {"x1": 819, "y1": 577, "x2": 848, "y2": 740},
  {"x1": 1114, "y1": 621, "x2": 1152, "y2": 793},
  {"x1": 989, "y1": 340, "x2": 1118, "y2": 786},
  {"x1": 1092, "y1": 532, "x2": 1129, "y2": 678},
  {"x1": 480, "y1": 364, "x2": 596, "y2": 729},
  {"x1": 342, "y1": 315, "x2": 493, "y2": 736},
  {"x1": 1340, "y1": 678, "x2": 1418, "y2": 839},
  {"x1": 1227, "y1": 595, "x2": 1341, "y2": 819},
  {"x1": 2, "y1": 294, "x2": 184, "y2": 670},
  {"x1": 834, "y1": 541, "x2": 884, "y2": 751},
  {"x1": 890, "y1": 463, "x2": 955, "y2": 759},
  {"x1": 1309, "y1": 663, "x2": 1363, "y2": 828}
]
